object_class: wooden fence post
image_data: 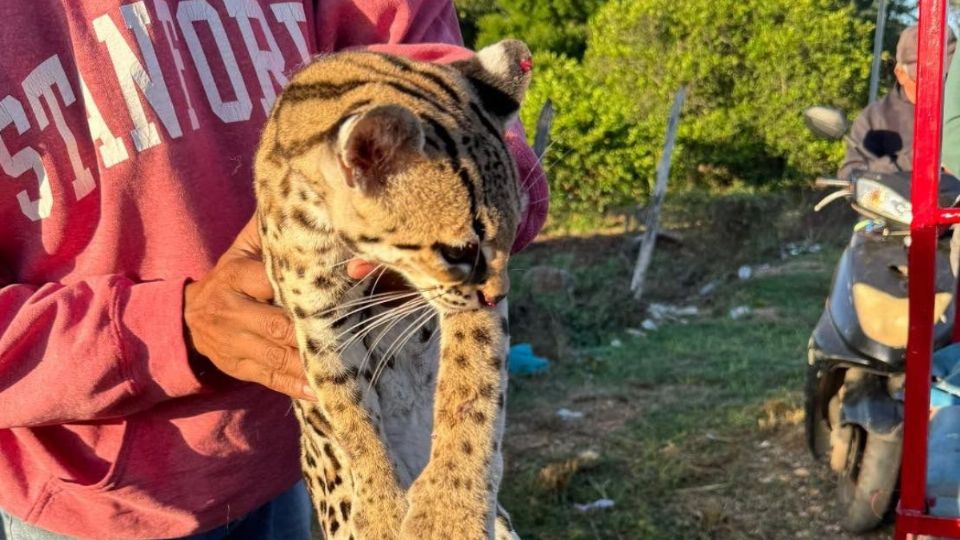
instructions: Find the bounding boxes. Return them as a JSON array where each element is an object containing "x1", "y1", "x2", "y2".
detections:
[
  {"x1": 533, "y1": 99, "x2": 555, "y2": 160},
  {"x1": 630, "y1": 87, "x2": 687, "y2": 301},
  {"x1": 868, "y1": 0, "x2": 888, "y2": 104}
]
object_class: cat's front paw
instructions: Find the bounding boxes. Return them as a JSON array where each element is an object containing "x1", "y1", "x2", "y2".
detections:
[{"x1": 400, "y1": 466, "x2": 491, "y2": 540}]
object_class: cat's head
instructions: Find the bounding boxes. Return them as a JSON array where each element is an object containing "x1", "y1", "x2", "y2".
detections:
[{"x1": 315, "y1": 40, "x2": 533, "y2": 314}]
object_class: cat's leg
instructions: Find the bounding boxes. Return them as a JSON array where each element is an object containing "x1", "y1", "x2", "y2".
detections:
[
  {"x1": 267, "y1": 238, "x2": 407, "y2": 539},
  {"x1": 488, "y1": 306, "x2": 517, "y2": 539},
  {"x1": 293, "y1": 317, "x2": 407, "y2": 539},
  {"x1": 401, "y1": 306, "x2": 510, "y2": 539},
  {"x1": 293, "y1": 401, "x2": 344, "y2": 537},
  {"x1": 293, "y1": 348, "x2": 403, "y2": 540}
]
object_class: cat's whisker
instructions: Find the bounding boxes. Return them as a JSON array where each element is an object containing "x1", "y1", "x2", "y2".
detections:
[
  {"x1": 310, "y1": 288, "x2": 415, "y2": 316},
  {"x1": 335, "y1": 298, "x2": 427, "y2": 349},
  {"x1": 333, "y1": 294, "x2": 423, "y2": 330},
  {"x1": 363, "y1": 305, "x2": 434, "y2": 391},
  {"x1": 368, "y1": 265, "x2": 389, "y2": 294},
  {"x1": 519, "y1": 137, "x2": 576, "y2": 191},
  {"x1": 372, "y1": 309, "x2": 436, "y2": 387},
  {"x1": 526, "y1": 196, "x2": 551, "y2": 206},
  {"x1": 518, "y1": 153, "x2": 548, "y2": 191},
  {"x1": 339, "y1": 315, "x2": 406, "y2": 357},
  {"x1": 335, "y1": 284, "x2": 446, "y2": 348},
  {"x1": 351, "y1": 289, "x2": 419, "y2": 304},
  {"x1": 361, "y1": 301, "x2": 428, "y2": 362},
  {"x1": 331, "y1": 268, "x2": 386, "y2": 307},
  {"x1": 335, "y1": 295, "x2": 437, "y2": 354},
  {"x1": 350, "y1": 284, "x2": 444, "y2": 360},
  {"x1": 341, "y1": 308, "x2": 428, "y2": 365},
  {"x1": 538, "y1": 137, "x2": 561, "y2": 160},
  {"x1": 418, "y1": 324, "x2": 441, "y2": 353},
  {"x1": 518, "y1": 138, "x2": 557, "y2": 188},
  {"x1": 528, "y1": 131, "x2": 570, "y2": 169},
  {"x1": 315, "y1": 290, "x2": 422, "y2": 322},
  {"x1": 358, "y1": 305, "x2": 422, "y2": 382},
  {"x1": 335, "y1": 308, "x2": 422, "y2": 354},
  {"x1": 341, "y1": 264, "x2": 385, "y2": 297},
  {"x1": 427, "y1": 325, "x2": 441, "y2": 347},
  {"x1": 470, "y1": 238, "x2": 483, "y2": 284}
]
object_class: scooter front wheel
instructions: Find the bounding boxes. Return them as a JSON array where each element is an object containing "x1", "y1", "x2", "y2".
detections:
[{"x1": 836, "y1": 424, "x2": 901, "y2": 533}]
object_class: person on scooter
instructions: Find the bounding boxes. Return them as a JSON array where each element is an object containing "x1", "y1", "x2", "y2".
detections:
[{"x1": 840, "y1": 25, "x2": 957, "y2": 179}]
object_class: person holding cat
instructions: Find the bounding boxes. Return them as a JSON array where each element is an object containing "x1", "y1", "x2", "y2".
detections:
[{"x1": 0, "y1": 1, "x2": 547, "y2": 539}]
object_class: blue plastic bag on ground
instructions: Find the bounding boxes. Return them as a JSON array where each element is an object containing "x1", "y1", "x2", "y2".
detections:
[{"x1": 508, "y1": 343, "x2": 550, "y2": 375}]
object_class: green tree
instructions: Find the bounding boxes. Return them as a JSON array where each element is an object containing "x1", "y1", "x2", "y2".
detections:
[
  {"x1": 521, "y1": 0, "x2": 872, "y2": 215},
  {"x1": 474, "y1": 0, "x2": 608, "y2": 58}
]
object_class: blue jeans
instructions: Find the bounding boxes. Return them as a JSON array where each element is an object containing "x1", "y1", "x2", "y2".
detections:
[{"x1": 0, "y1": 482, "x2": 311, "y2": 540}]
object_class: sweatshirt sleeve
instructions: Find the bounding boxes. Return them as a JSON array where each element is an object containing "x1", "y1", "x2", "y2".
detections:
[
  {"x1": 944, "y1": 49, "x2": 960, "y2": 174},
  {"x1": 0, "y1": 275, "x2": 203, "y2": 428},
  {"x1": 838, "y1": 109, "x2": 871, "y2": 180},
  {"x1": 315, "y1": 0, "x2": 548, "y2": 251}
]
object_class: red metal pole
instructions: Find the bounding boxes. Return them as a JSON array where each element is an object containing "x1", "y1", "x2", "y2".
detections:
[
  {"x1": 898, "y1": 0, "x2": 948, "y2": 529},
  {"x1": 940, "y1": 208, "x2": 960, "y2": 224},
  {"x1": 898, "y1": 513, "x2": 960, "y2": 536}
]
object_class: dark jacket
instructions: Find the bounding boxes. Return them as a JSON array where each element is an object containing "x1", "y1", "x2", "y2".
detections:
[{"x1": 839, "y1": 85, "x2": 915, "y2": 179}]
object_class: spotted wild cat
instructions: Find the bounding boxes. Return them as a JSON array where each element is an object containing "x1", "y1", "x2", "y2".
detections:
[{"x1": 253, "y1": 39, "x2": 532, "y2": 539}]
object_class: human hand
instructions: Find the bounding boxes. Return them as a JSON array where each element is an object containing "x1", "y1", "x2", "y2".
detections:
[
  {"x1": 346, "y1": 259, "x2": 379, "y2": 281},
  {"x1": 183, "y1": 217, "x2": 315, "y2": 401}
]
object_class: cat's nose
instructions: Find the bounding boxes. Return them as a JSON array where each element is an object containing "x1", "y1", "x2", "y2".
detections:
[{"x1": 477, "y1": 290, "x2": 506, "y2": 307}]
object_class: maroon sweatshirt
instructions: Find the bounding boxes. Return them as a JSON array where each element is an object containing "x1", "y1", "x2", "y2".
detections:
[{"x1": 0, "y1": 1, "x2": 548, "y2": 538}]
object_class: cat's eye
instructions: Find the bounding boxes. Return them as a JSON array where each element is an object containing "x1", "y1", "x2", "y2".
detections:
[{"x1": 438, "y1": 242, "x2": 480, "y2": 266}]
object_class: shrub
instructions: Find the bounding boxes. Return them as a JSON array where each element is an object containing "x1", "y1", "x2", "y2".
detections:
[{"x1": 521, "y1": 0, "x2": 872, "y2": 217}]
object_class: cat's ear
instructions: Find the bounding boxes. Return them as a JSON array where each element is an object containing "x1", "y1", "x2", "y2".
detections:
[
  {"x1": 336, "y1": 104, "x2": 424, "y2": 194},
  {"x1": 452, "y1": 39, "x2": 533, "y2": 128}
]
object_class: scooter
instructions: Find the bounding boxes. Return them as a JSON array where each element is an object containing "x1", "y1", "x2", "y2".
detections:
[{"x1": 803, "y1": 106, "x2": 960, "y2": 533}]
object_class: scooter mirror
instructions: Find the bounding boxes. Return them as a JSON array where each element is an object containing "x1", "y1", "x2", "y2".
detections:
[{"x1": 803, "y1": 106, "x2": 849, "y2": 140}]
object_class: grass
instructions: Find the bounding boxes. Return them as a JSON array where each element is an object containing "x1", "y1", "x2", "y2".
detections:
[{"x1": 499, "y1": 242, "x2": 855, "y2": 539}]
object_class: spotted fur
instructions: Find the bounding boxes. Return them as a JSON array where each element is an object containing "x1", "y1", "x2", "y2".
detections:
[{"x1": 253, "y1": 40, "x2": 532, "y2": 539}]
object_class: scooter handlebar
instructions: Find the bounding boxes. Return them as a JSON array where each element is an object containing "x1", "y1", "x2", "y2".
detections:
[{"x1": 815, "y1": 177, "x2": 850, "y2": 188}]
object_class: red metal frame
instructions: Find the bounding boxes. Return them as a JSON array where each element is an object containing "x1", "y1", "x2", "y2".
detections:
[{"x1": 896, "y1": 0, "x2": 954, "y2": 538}]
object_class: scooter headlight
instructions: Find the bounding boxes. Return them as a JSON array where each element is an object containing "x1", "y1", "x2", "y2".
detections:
[{"x1": 855, "y1": 179, "x2": 912, "y2": 224}]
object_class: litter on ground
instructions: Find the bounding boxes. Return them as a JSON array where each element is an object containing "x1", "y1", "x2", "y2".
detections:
[
  {"x1": 556, "y1": 408, "x2": 585, "y2": 420},
  {"x1": 573, "y1": 498, "x2": 616, "y2": 513}
]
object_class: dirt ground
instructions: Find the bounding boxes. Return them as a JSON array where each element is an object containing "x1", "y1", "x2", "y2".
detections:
[
  {"x1": 667, "y1": 404, "x2": 892, "y2": 540},
  {"x1": 500, "y1": 219, "x2": 899, "y2": 539},
  {"x1": 503, "y1": 390, "x2": 891, "y2": 539}
]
